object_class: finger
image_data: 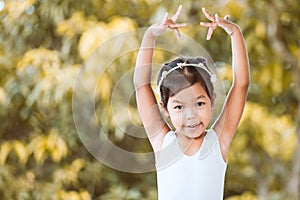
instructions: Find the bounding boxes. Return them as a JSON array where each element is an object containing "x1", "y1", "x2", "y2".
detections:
[
  {"x1": 172, "y1": 4, "x2": 183, "y2": 22},
  {"x1": 174, "y1": 28, "x2": 182, "y2": 39},
  {"x1": 215, "y1": 13, "x2": 222, "y2": 23},
  {"x1": 206, "y1": 27, "x2": 214, "y2": 40},
  {"x1": 202, "y1": 7, "x2": 215, "y2": 22},
  {"x1": 163, "y1": 12, "x2": 169, "y2": 24},
  {"x1": 200, "y1": 22, "x2": 216, "y2": 27},
  {"x1": 169, "y1": 23, "x2": 186, "y2": 39},
  {"x1": 224, "y1": 15, "x2": 230, "y2": 21},
  {"x1": 169, "y1": 23, "x2": 187, "y2": 28},
  {"x1": 215, "y1": 13, "x2": 226, "y2": 27},
  {"x1": 215, "y1": 13, "x2": 227, "y2": 28}
]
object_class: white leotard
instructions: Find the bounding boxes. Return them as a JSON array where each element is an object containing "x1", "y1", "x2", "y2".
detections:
[{"x1": 155, "y1": 129, "x2": 227, "y2": 200}]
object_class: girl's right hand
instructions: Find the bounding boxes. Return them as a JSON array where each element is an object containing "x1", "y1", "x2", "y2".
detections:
[
  {"x1": 200, "y1": 7, "x2": 240, "y2": 40},
  {"x1": 148, "y1": 5, "x2": 186, "y2": 39}
]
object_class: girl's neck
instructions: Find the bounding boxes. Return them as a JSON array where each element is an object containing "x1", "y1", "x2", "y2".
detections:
[{"x1": 176, "y1": 131, "x2": 207, "y2": 156}]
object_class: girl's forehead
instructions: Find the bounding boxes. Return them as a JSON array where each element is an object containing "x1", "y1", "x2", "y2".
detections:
[{"x1": 169, "y1": 83, "x2": 209, "y2": 102}]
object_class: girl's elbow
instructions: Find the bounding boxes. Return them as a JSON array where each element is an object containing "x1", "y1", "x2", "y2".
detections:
[
  {"x1": 235, "y1": 78, "x2": 250, "y2": 90},
  {"x1": 133, "y1": 79, "x2": 141, "y2": 89},
  {"x1": 133, "y1": 78, "x2": 149, "y2": 90},
  {"x1": 243, "y1": 78, "x2": 251, "y2": 88},
  {"x1": 133, "y1": 74, "x2": 142, "y2": 88}
]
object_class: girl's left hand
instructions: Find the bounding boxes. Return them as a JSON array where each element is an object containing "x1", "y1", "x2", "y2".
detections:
[
  {"x1": 200, "y1": 7, "x2": 239, "y2": 40},
  {"x1": 148, "y1": 5, "x2": 186, "y2": 39}
]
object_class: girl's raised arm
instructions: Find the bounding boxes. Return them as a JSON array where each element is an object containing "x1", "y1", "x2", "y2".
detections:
[
  {"x1": 200, "y1": 8, "x2": 250, "y2": 160},
  {"x1": 134, "y1": 5, "x2": 186, "y2": 151}
]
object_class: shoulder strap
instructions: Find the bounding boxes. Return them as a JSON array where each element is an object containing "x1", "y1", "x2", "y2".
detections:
[
  {"x1": 198, "y1": 129, "x2": 219, "y2": 159},
  {"x1": 160, "y1": 131, "x2": 176, "y2": 148}
]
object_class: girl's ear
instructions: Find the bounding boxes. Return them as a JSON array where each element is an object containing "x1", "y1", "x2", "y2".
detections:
[{"x1": 160, "y1": 101, "x2": 170, "y2": 117}]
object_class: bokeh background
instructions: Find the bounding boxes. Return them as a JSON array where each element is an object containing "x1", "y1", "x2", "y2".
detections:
[{"x1": 0, "y1": 0, "x2": 299, "y2": 199}]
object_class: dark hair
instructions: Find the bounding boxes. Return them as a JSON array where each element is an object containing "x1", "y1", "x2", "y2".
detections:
[{"x1": 157, "y1": 57, "x2": 215, "y2": 108}]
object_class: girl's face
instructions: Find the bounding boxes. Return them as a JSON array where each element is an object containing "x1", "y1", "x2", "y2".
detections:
[{"x1": 165, "y1": 83, "x2": 212, "y2": 139}]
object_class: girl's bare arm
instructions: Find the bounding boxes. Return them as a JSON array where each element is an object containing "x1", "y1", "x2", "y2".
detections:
[
  {"x1": 200, "y1": 8, "x2": 250, "y2": 160},
  {"x1": 134, "y1": 5, "x2": 186, "y2": 151}
]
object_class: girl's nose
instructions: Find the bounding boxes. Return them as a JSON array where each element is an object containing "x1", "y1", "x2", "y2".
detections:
[{"x1": 185, "y1": 108, "x2": 197, "y2": 120}]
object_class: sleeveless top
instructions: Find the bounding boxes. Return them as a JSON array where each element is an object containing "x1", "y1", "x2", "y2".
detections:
[{"x1": 155, "y1": 129, "x2": 227, "y2": 200}]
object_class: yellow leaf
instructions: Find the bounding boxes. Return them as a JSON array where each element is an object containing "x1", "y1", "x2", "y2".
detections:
[
  {"x1": 47, "y1": 129, "x2": 59, "y2": 151},
  {"x1": 78, "y1": 23, "x2": 109, "y2": 59},
  {"x1": 107, "y1": 17, "x2": 136, "y2": 36},
  {"x1": 6, "y1": 0, "x2": 36, "y2": 20},
  {"x1": 58, "y1": 190, "x2": 81, "y2": 200},
  {"x1": 51, "y1": 149, "x2": 62, "y2": 163},
  {"x1": 79, "y1": 190, "x2": 91, "y2": 200},
  {"x1": 227, "y1": 0, "x2": 246, "y2": 19},
  {"x1": 0, "y1": 87, "x2": 5, "y2": 105},
  {"x1": 241, "y1": 103, "x2": 297, "y2": 161},
  {"x1": 78, "y1": 16, "x2": 136, "y2": 60},
  {"x1": 47, "y1": 129, "x2": 68, "y2": 163},
  {"x1": 226, "y1": 191, "x2": 258, "y2": 200},
  {"x1": 56, "y1": 11, "x2": 88, "y2": 38},
  {"x1": 13, "y1": 141, "x2": 28, "y2": 164},
  {"x1": 272, "y1": 62, "x2": 283, "y2": 94},
  {"x1": 0, "y1": 142, "x2": 12, "y2": 165},
  {"x1": 71, "y1": 159, "x2": 85, "y2": 172},
  {"x1": 57, "y1": 137, "x2": 68, "y2": 157},
  {"x1": 97, "y1": 73, "x2": 111, "y2": 102},
  {"x1": 51, "y1": 137, "x2": 68, "y2": 163},
  {"x1": 17, "y1": 48, "x2": 61, "y2": 74},
  {"x1": 33, "y1": 137, "x2": 47, "y2": 165},
  {"x1": 255, "y1": 21, "x2": 266, "y2": 39}
]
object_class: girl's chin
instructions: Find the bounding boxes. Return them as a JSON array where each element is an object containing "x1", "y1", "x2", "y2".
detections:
[
  {"x1": 187, "y1": 127, "x2": 205, "y2": 136},
  {"x1": 190, "y1": 132, "x2": 204, "y2": 139},
  {"x1": 178, "y1": 130, "x2": 205, "y2": 139}
]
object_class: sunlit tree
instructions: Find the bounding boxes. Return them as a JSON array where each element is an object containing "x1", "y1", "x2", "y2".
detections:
[{"x1": 0, "y1": 0, "x2": 299, "y2": 199}]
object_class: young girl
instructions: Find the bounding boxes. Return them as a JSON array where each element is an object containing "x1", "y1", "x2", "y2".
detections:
[{"x1": 134, "y1": 5, "x2": 250, "y2": 200}]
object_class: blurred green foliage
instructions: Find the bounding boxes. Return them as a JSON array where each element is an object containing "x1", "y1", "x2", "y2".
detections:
[{"x1": 0, "y1": 0, "x2": 299, "y2": 199}]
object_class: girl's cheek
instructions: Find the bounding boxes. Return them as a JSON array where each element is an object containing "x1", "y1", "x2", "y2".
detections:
[
  {"x1": 170, "y1": 113, "x2": 182, "y2": 122},
  {"x1": 174, "y1": 115, "x2": 185, "y2": 125}
]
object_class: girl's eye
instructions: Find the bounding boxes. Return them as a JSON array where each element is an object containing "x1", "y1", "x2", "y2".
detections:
[
  {"x1": 197, "y1": 102, "x2": 205, "y2": 107},
  {"x1": 174, "y1": 105, "x2": 183, "y2": 110}
]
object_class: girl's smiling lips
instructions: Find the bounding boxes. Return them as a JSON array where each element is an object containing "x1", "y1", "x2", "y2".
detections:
[{"x1": 184, "y1": 123, "x2": 200, "y2": 129}]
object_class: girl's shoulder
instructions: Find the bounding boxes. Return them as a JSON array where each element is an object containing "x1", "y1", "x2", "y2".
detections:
[
  {"x1": 207, "y1": 129, "x2": 218, "y2": 138},
  {"x1": 197, "y1": 129, "x2": 219, "y2": 159},
  {"x1": 161, "y1": 130, "x2": 176, "y2": 148}
]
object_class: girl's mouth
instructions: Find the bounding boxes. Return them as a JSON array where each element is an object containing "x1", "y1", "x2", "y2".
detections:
[{"x1": 185, "y1": 123, "x2": 200, "y2": 129}]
